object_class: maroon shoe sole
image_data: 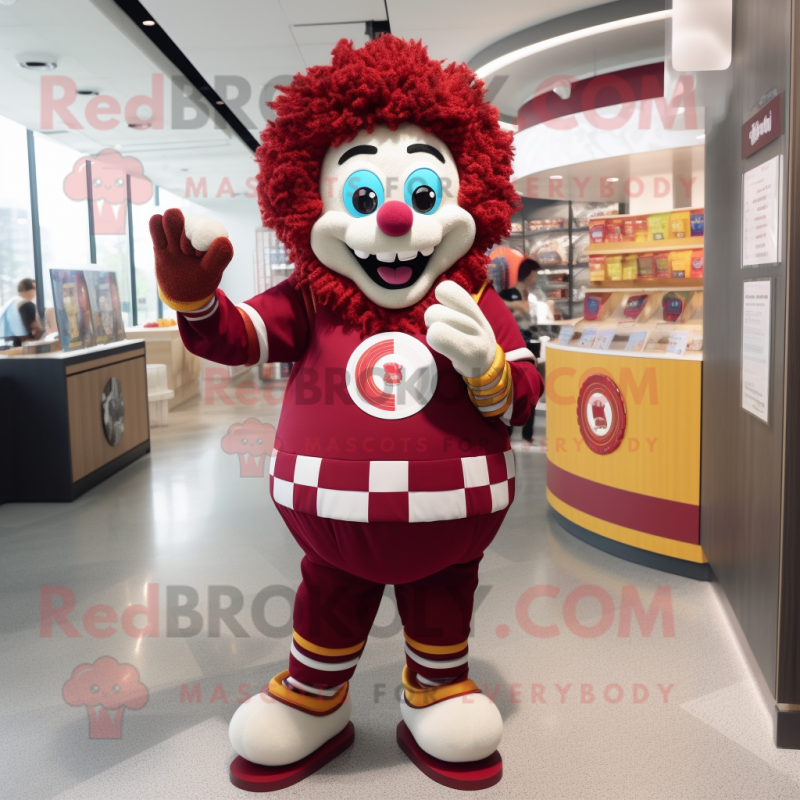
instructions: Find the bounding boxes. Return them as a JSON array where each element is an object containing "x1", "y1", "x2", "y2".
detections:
[
  {"x1": 230, "y1": 721, "x2": 355, "y2": 792},
  {"x1": 396, "y1": 721, "x2": 502, "y2": 791}
]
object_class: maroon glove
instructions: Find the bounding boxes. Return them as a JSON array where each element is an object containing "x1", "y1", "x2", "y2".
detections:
[{"x1": 149, "y1": 208, "x2": 234, "y2": 310}]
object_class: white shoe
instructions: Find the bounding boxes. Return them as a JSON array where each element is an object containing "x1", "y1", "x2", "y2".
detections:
[
  {"x1": 400, "y1": 692, "x2": 503, "y2": 763},
  {"x1": 230, "y1": 690, "x2": 351, "y2": 766}
]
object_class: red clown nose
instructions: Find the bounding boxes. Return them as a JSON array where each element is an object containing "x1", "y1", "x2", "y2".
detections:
[{"x1": 377, "y1": 201, "x2": 413, "y2": 236}]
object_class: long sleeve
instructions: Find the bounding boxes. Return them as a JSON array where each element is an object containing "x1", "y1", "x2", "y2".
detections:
[{"x1": 176, "y1": 280, "x2": 312, "y2": 367}]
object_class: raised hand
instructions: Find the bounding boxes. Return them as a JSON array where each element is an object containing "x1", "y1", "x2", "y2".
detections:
[
  {"x1": 424, "y1": 281, "x2": 497, "y2": 379},
  {"x1": 149, "y1": 208, "x2": 234, "y2": 308}
]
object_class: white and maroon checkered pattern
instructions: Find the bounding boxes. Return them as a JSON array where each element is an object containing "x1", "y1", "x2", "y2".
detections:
[{"x1": 269, "y1": 448, "x2": 515, "y2": 523}]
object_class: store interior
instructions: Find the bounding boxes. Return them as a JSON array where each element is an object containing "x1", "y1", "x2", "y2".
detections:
[{"x1": 2, "y1": 1, "x2": 800, "y2": 798}]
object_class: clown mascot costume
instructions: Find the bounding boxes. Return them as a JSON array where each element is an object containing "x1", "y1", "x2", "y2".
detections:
[{"x1": 151, "y1": 36, "x2": 542, "y2": 791}]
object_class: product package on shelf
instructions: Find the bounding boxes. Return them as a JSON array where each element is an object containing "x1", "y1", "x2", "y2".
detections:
[
  {"x1": 606, "y1": 218, "x2": 624, "y2": 243},
  {"x1": 648, "y1": 212, "x2": 670, "y2": 241},
  {"x1": 637, "y1": 253, "x2": 655, "y2": 280},
  {"x1": 691, "y1": 250, "x2": 704, "y2": 278},
  {"x1": 589, "y1": 254, "x2": 606, "y2": 282},
  {"x1": 605, "y1": 255, "x2": 623, "y2": 281},
  {"x1": 669, "y1": 210, "x2": 691, "y2": 239},
  {"x1": 622, "y1": 254, "x2": 639, "y2": 280},
  {"x1": 530, "y1": 235, "x2": 570, "y2": 266},
  {"x1": 589, "y1": 218, "x2": 606, "y2": 244},
  {"x1": 583, "y1": 293, "x2": 621, "y2": 321}
]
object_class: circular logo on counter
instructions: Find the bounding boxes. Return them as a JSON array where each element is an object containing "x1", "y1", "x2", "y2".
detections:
[
  {"x1": 577, "y1": 374, "x2": 626, "y2": 455},
  {"x1": 101, "y1": 377, "x2": 125, "y2": 447},
  {"x1": 346, "y1": 332, "x2": 437, "y2": 420}
]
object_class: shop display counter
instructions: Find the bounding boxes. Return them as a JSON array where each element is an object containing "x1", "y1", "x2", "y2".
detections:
[
  {"x1": 126, "y1": 325, "x2": 201, "y2": 408},
  {"x1": 545, "y1": 216, "x2": 709, "y2": 578},
  {"x1": 0, "y1": 340, "x2": 150, "y2": 502}
]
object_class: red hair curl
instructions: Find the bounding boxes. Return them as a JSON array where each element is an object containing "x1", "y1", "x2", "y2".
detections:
[{"x1": 256, "y1": 35, "x2": 519, "y2": 337}]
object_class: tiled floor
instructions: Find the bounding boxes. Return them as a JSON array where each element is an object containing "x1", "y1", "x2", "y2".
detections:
[{"x1": 2, "y1": 379, "x2": 799, "y2": 799}]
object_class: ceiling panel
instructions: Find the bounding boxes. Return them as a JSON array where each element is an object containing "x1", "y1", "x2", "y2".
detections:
[{"x1": 0, "y1": 0, "x2": 665, "y2": 203}]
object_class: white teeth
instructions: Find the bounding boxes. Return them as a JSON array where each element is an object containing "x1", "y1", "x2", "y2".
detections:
[
  {"x1": 353, "y1": 249, "x2": 369, "y2": 259},
  {"x1": 398, "y1": 250, "x2": 417, "y2": 261},
  {"x1": 420, "y1": 246, "x2": 434, "y2": 257},
  {"x1": 376, "y1": 252, "x2": 396, "y2": 263}
]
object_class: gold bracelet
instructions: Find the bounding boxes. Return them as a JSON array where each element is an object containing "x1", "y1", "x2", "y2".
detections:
[
  {"x1": 464, "y1": 344, "x2": 505, "y2": 388},
  {"x1": 158, "y1": 286, "x2": 214, "y2": 312}
]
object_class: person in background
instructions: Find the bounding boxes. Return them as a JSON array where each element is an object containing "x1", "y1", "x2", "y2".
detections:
[
  {"x1": 0, "y1": 278, "x2": 43, "y2": 346},
  {"x1": 499, "y1": 259, "x2": 542, "y2": 443}
]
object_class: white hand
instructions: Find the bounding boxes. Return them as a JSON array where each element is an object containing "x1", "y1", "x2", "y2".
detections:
[
  {"x1": 184, "y1": 215, "x2": 229, "y2": 252},
  {"x1": 424, "y1": 281, "x2": 497, "y2": 379}
]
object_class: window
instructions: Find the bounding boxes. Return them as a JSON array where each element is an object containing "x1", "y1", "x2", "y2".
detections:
[
  {"x1": 33, "y1": 133, "x2": 92, "y2": 311},
  {"x1": 131, "y1": 188, "x2": 158, "y2": 324},
  {"x1": 0, "y1": 115, "x2": 35, "y2": 308}
]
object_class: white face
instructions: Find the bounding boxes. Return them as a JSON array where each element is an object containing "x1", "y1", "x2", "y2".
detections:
[{"x1": 310, "y1": 124, "x2": 476, "y2": 309}]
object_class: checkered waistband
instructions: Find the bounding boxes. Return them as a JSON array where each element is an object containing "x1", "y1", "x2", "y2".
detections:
[{"x1": 268, "y1": 448, "x2": 516, "y2": 523}]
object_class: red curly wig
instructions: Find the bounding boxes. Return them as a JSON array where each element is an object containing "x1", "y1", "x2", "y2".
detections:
[{"x1": 256, "y1": 35, "x2": 519, "y2": 337}]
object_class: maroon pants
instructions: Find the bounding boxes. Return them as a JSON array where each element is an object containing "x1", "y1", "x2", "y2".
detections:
[{"x1": 279, "y1": 507, "x2": 507, "y2": 690}]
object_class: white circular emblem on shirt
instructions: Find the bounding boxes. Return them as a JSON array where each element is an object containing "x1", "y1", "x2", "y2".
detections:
[{"x1": 346, "y1": 332, "x2": 438, "y2": 420}]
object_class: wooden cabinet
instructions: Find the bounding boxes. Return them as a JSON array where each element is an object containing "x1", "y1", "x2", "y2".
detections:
[{"x1": 0, "y1": 341, "x2": 150, "y2": 502}]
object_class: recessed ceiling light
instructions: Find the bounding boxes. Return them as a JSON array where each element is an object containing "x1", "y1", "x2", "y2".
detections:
[
  {"x1": 19, "y1": 60, "x2": 58, "y2": 71},
  {"x1": 128, "y1": 122, "x2": 151, "y2": 130},
  {"x1": 606, "y1": 177, "x2": 620, "y2": 183},
  {"x1": 550, "y1": 175, "x2": 563, "y2": 180},
  {"x1": 143, "y1": 20, "x2": 156, "y2": 26},
  {"x1": 215, "y1": 100, "x2": 225, "y2": 106}
]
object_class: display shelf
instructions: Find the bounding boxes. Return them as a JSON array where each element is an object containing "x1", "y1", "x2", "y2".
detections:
[
  {"x1": 589, "y1": 207, "x2": 704, "y2": 221},
  {"x1": 586, "y1": 279, "x2": 704, "y2": 291},
  {"x1": 545, "y1": 341, "x2": 703, "y2": 362},
  {"x1": 509, "y1": 227, "x2": 569, "y2": 236},
  {"x1": 586, "y1": 237, "x2": 704, "y2": 255}
]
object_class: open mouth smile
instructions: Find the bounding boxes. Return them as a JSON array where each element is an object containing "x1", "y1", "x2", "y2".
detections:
[{"x1": 348, "y1": 246, "x2": 434, "y2": 289}]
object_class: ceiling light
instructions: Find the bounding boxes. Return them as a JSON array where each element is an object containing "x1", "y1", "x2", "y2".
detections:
[
  {"x1": 550, "y1": 175, "x2": 563, "y2": 180},
  {"x1": 475, "y1": 10, "x2": 672, "y2": 79},
  {"x1": 128, "y1": 122, "x2": 151, "y2": 130},
  {"x1": 143, "y1": 20, "x2": 156, "y2": 26},
  {"x1": 215, "y1": 100, "x2": 225, "y2": 106},
  {"x1": 113, "y1": 144, "x2": 122, "y2": 150},
  {"x1": 606, "y1": 177, "x2": 620, "y2": 183},
  {"x1": 19, "y1": 60, "x2": 58, "y2": 71},
  {"x1": 697, "y1": 133, "x2": 706, "y2": 140}
]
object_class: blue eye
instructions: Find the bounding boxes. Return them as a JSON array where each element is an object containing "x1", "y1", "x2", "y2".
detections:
[
  {"x1": 404, "y1": 168, "x2": 442, "y2": 215},
  {"x1": 343, "y1": 170, "x2": 384, "y2": 217}
]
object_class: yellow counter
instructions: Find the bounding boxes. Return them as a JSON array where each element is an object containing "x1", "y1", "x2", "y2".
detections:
[{"x1": 544, "y1": 343, "x2": 708, "y2": 577}]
